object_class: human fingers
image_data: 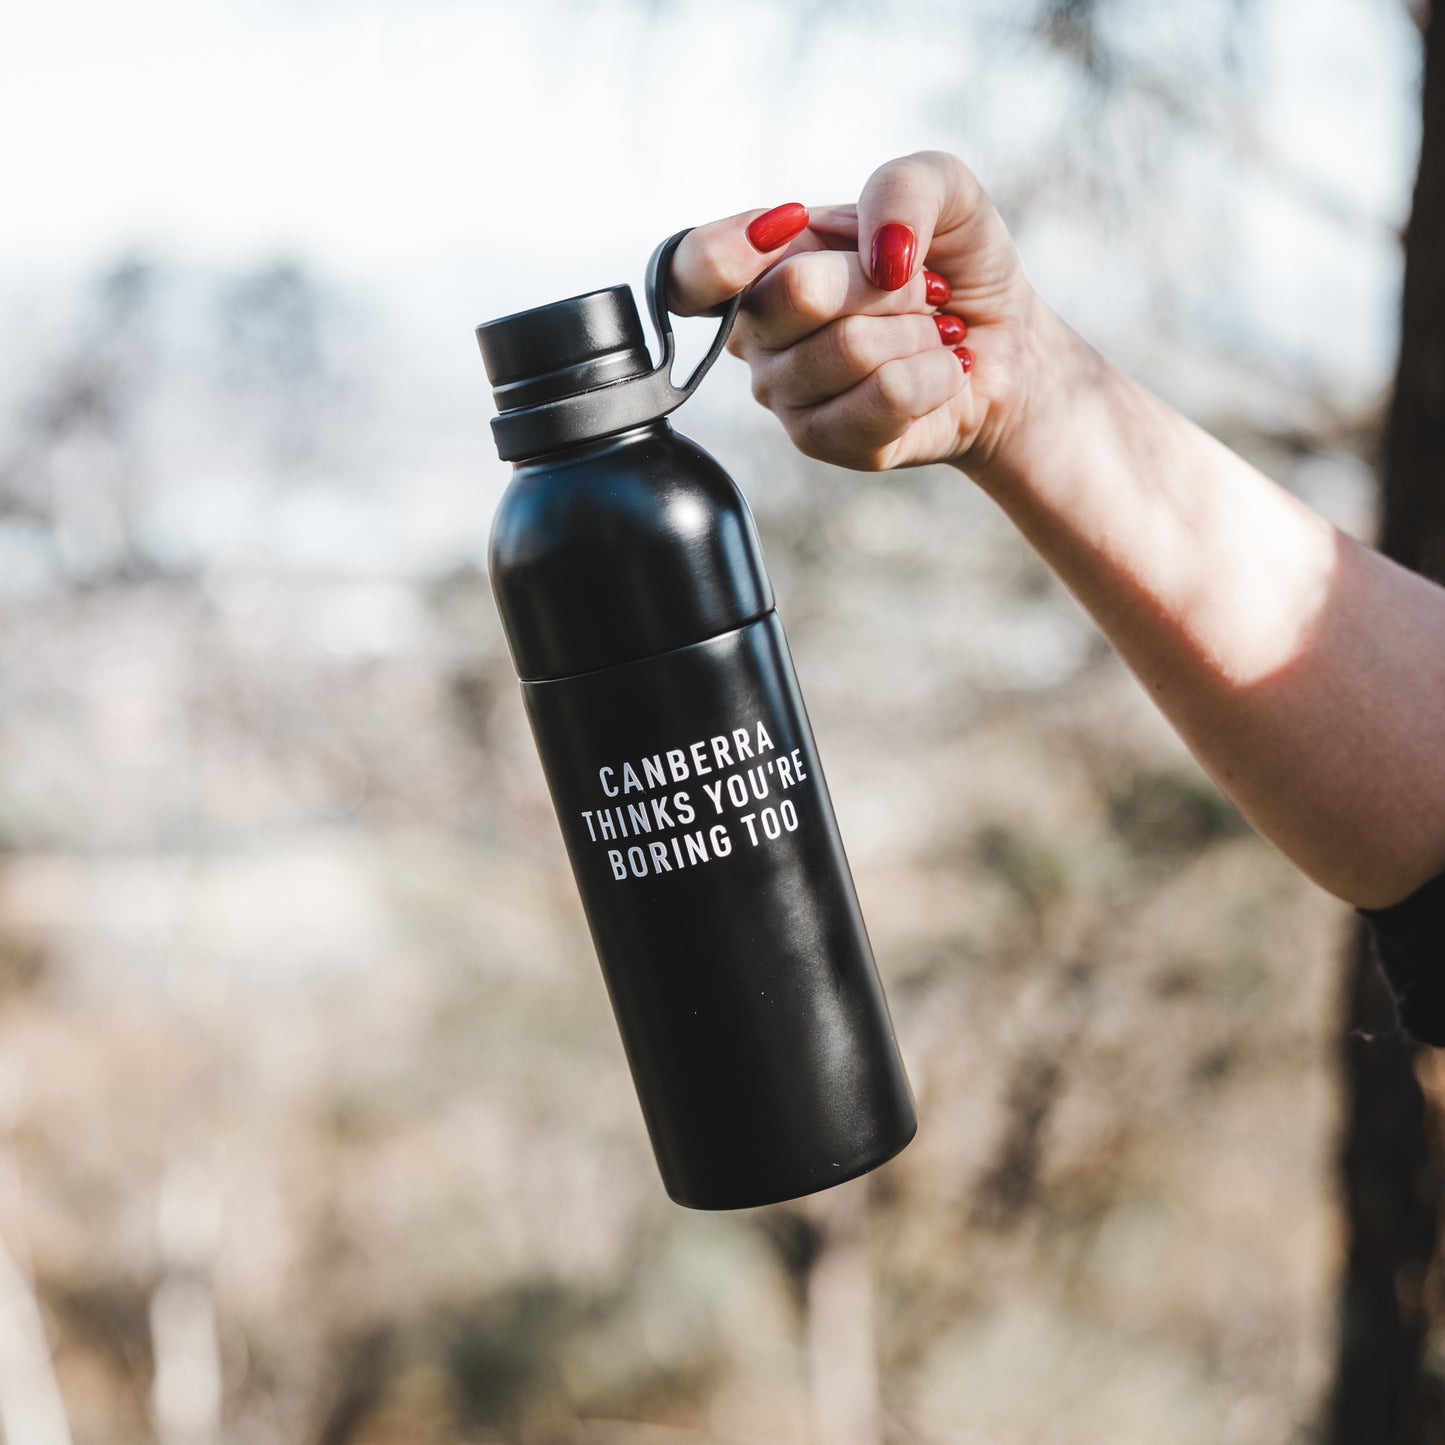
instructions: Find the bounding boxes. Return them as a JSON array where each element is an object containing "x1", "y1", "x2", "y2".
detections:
[
  {"x1": 855, "y1": 151, "x2": 985, "y2": 291},
  {"x1": 801, "y1": 205, "x2": 859, "y2": 247},
  {"x1": 787, "y1": 344, "x2": 969, "y2": 470},
  {"x1": 740, "y1": 248, "x2": 934, "y2": 352},
  {"x1": 666, "y1": 203, "x2": 812, "y2": 316},
  {"x1": 796, "y1": 205, "x2": 962, "y2": 299},
  {"x1": 752, "y1": 311, "x2": 952, "y2": 411}
]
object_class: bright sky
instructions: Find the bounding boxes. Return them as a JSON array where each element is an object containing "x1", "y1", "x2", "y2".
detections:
[
  {"x1": 4, "y1": 1, "x2": 968, "y2": 279},
  {"x1": 0, "y1": 0, "x2": 1422, "y2": 405}
]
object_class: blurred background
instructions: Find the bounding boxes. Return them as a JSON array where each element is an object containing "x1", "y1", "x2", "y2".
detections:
[{"x1": 0, "y1": 0, "x2": 1435, "y2": 1442}]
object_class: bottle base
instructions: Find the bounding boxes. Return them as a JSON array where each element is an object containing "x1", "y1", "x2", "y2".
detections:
[{"x1": 663, "y1": 1115, "x2": 919, "y2": 1212}]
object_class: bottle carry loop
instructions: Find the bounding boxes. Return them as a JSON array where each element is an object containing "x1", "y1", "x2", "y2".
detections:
[
  {"x1": 642, "y1": 229, "x2": 745, "y2": 407},
  {"x1": 490, "y1": 230, "x2": 744, "y2": 462}
]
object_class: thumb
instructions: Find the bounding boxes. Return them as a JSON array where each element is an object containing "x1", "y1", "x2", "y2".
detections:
[
  {"x1": 666, "y1": 202, "x2": 811, "y2": 316},
  {"x1": 857, "y1": 152, "x2": 971, "y2": 291}
]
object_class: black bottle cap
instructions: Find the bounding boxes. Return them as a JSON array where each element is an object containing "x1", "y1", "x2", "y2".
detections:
[
  {"x1": 475, "y1": 230, "x2": 742, "y2": 463},
  {"x1": 477, "y1": 286, "x2": 653, "y2": 414}
]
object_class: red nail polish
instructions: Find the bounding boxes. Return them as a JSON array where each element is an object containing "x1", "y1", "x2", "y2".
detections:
[
  {"x1": 934, "y1": 314, "x2": 966, "y2": 346},
  {"x1": 870, "y1": 223, "x2": 916, "y2": 291},
  {"x1": 955, "y1": 347, "x2": 974, "y2": 372},
  {"x1": 924, "y1": 270, "x2": 951, "y2": 306},
  {"x1": 746, "y1": 202, "x2": 809, "y2": 253}
]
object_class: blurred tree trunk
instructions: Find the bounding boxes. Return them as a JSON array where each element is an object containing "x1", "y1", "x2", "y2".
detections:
[
  {"x1": 756, "y1": 1183, "x2": 882, "y2": 1445},
  {"x1": 1327, "y1": 6, "x2": 1445, "y2": 1442},
  {"x1": 803, "y1": 1185, "x2": 881, "y2": 1445}
]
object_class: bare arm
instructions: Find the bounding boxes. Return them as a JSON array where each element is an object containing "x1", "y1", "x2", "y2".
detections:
[{"x1": 974, "y1": 305, "x2": 1445, "y2": 908}]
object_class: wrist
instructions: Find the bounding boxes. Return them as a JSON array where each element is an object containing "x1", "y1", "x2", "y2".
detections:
[{"x1": 954, "y1": 299, "x2": 1110, "y2": 500}]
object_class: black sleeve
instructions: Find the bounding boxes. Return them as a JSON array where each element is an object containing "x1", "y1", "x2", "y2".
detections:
[{"x1": 1360, "y1": 869, "x2": 1445, "y2": 1046}]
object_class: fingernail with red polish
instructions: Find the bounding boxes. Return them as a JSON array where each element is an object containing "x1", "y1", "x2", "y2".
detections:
[
  {"x1": 935, "y1": 314, "x2": 966, "y2": 346},
  {"x1": 870, "y1": 223, "x2": 916, "y2": 290},
  {"x1": 955, "y1": 347, "x2": 974, "y2": 372},
  {"x1": 746, "y1": 202, "x2": 809, "y2": 253},
  {"x1": 924, "y1": 270, "x2": 951, "y2": 306}
]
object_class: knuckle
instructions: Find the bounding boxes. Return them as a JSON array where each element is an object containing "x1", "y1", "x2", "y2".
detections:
[
  {"x1": 866, "y1": 152, "x2": 933, "y2": 205},
  {"x1": 679, "y1": 246, "x2": 746, "y2": 314},
  {"x1": 749, "y1": 365, "x2": 774, "y2": 409},
  {"x1": 777, "y1": 257, "x2": 835, "y2": 326},
  {"x1": 931, "y1": 149, "x2": 981, "y2": 202},
  {"x1": 914, "y1": 148, "x2": 981, "y2": 220},
  {"x1": 828, "y1": 315, "x2": 875, "y2": 375},
  {"x1": 894, "y1": 153, "x2": 937, "y2": 188},
  {"x1": 705, "y1": 262, "x2": 739, "y2": 307},
  {"x1": 790, "y1": 408, "x2": 832, "y2": 462},
  {"x1": 872, "y1": 358, "x2": 918, "y2": 418},
  {"x1": 727, "y1": 320, "x2": 759, "y2": 363},
  {"x1": 695, "y1": 252, "x2": 734, "y2": 302}
]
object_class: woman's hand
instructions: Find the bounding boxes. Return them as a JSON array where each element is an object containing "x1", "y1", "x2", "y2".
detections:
[{"x1": 669, "y1": 151, "x2": 1042, "y2": 478}]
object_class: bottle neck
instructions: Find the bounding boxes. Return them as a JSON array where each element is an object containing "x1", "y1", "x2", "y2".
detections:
[
  {"x1": 489, "y1": 419, "x2": 773, "y2": 680},
  {"x1": 510, "y1": 418, "x2": 673, "y2": 472}
]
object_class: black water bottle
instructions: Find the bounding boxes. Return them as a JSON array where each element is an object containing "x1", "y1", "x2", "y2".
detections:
[{"x1": 477, "y1": 231, "x2": 916, "y2": 1210}]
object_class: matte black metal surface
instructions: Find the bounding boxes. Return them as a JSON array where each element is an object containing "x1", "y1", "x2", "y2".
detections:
[
  {"x1": 476, "y1": 285, "x2": 652, "y2": 412},
  {"x1": 489, "y1": 423, "x2": 774, "y2": 681},
  {"x1": 523, "y1": 613, "x2": 917, "y2": 1209},
  {"x1": 481, "y1": 244, "x2": 916, "y2": 1208}
]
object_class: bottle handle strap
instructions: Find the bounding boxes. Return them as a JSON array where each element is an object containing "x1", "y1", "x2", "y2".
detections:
[
  {"x1": 490, "y1": 229, "x2": 741, "y2": 461},
  {"x1": 643, "y1": 228, "x2": 744, "y2": 408}
]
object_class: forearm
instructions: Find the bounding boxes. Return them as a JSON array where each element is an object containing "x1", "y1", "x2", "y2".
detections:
[{"x1": 965, "y1": 302, "x2": 1445, "y2": 908}]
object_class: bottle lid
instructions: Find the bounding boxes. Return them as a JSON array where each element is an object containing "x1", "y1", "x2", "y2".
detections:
[{"x1": 475, "y1": 231, "x2": 741, "y2": 462}]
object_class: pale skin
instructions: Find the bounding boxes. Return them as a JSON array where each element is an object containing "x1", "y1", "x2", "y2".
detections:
[{"x1": 668, "y1": 150, "x2": 1445, "y2": 911}]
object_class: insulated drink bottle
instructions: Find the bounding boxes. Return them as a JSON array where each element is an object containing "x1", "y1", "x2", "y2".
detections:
[{"x1": 477, "y1": 231, "x2": 916, "y2": 1209}]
